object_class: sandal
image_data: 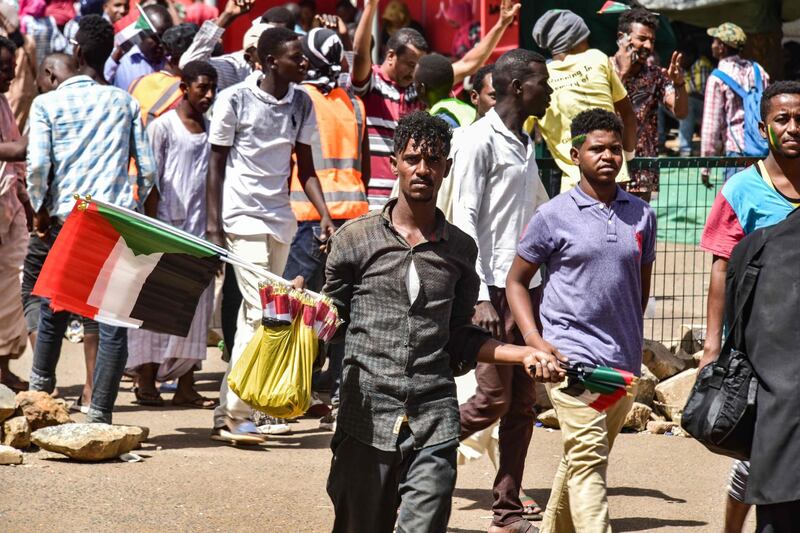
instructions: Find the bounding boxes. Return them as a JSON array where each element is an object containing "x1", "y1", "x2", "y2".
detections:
[
  {"x1": 133, "y1": 387, "x2": 165, "y2": 407},
  {"x1": 520, "y1": 494, "x2": 543, "y2": 521},
  {"x1": 210, "y1": 419, "x2": 265, "y2": 445},
  {"x1": 173, "y1": 396, "x2": 217, "y2": 409}
]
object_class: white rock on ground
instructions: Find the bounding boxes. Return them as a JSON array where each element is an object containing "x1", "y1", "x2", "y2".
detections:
[
  {"x1": 0, "y1": 384, "x2": 15, "y2": 422},
  {"x1": 654, "y1": 368, "x2": 698, "y2": 421},
  {"x1": 31, "y1": 423, "x2": 148, "y2": 461},
  {"x1": 634, "y1": 365, "x2": 658, "y2": 406},
  {"x1": 642, "y1": 339, "x2": 688, "y2": 380},
  {"x1": 623, "y1": 402, "x2": 652, "y2": 432},
  {"x1": 2, "y1": 416, "x2": 31, "y2": 449},
  {"x1": 0, "y1": 444, "x2": 23, "y2": 465}
]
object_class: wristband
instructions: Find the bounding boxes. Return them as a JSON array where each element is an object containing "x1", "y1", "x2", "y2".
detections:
[
  {"x1": 624, "y1": 149, "x2": 636, "y2": 161},
  {"x1": 522, "y1": 329, "x2": 538, "y2": 341}
]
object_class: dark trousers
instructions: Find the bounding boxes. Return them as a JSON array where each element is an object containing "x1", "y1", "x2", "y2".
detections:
[
  {"x1": 459, "y1": 286, "x2": 538, "y2": 527},
  {"x1": 327, "y1": 428, "x2": 458, "y2": 533},
  {"x1": 26, "y1": 221, "x2": 127, "y2": 424},
  {"x1": 756, "y1": 500, "x2": 800, "y2": 533},
  {"x1": 21, "y1": 230, "x2": 99, "y2": 334},
  {"x1": 285, "y1": 220, "x2": 346, "y2": 403}
]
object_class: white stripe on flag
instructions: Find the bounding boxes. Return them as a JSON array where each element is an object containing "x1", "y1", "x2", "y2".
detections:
[{"x1": 87, "y1": 237, "x2": 163, "y2": 327}]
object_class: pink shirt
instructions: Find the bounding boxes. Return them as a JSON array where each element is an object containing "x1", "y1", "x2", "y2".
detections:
[
  {"x1": 701, "y1": 56, "x2": 769, "y2": 156},
  {"x1": 184, "y1": 2, "x2": 219, "y2": 26}
]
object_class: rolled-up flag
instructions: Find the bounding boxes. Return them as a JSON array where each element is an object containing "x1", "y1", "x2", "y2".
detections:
[{"x1": 560, "y1": 361, "x2": 638, "y2": 412}]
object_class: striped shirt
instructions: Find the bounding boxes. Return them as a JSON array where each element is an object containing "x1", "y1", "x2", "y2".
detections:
[
  {"x1": 179, "y1": 20, "x2": 251, "y2": 92},
  {"x1": 350, "y1": 64, "x2": 423, "y2": 209},
  {"x1": 701, "y1": 56, "x2": 770, "y2": 157},
  {"x1": 26, "y1": 75, "x2": 157, "y2": 219}
]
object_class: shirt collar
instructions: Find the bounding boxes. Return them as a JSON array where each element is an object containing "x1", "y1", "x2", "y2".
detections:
[
  {"x1": 381, "y1": 198, "x2": 450, "y2": 242},
  {"x1": 569, "y1": 184, "x2": 629, "y2": 208},
  {"x1": 56, "y1": 75, "x2": 96, "y2": 90},
  {"x1": 485, "y1": 108, "x2": 531, "y2": 147},
  {"x1": 245, "y1": 71, "x2": 296, "y2": 104}
]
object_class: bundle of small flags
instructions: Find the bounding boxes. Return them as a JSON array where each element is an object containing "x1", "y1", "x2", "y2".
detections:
[
  {"x1": 259, "y1": 280, "x2": 340, "y2": 342},
  {"x1": 559, "y1": 361, "x2": 638, "y2": 412}
]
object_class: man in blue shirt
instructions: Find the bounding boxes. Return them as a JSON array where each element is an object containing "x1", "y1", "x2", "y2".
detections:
[
  {"x1": 104, "y1": 3, "x2": 173, "y2": 90},
  {"x1": 26, "y1": 48, "x2": 156, "y2": 424},
  {"x1": 507, "y1": 108, "x2": 656, "y2": 533}
]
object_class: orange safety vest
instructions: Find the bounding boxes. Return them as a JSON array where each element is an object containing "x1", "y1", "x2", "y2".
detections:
[{"x1": 290, "y1": 85, "x2": 369, "y2": 222}]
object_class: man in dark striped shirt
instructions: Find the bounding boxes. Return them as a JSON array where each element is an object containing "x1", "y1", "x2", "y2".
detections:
[{"x1": 324, "y1": 111, "x2": 564, "y2": 533}]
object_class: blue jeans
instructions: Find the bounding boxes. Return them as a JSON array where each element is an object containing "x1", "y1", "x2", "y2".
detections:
[
  {"x1": 678, "y1": 96, "x2": 704, "y2": 155},
  {"x1": 284, "y1": 219, "x2": 346, "y2": 404},
  {"x1": 27, "y1": 221, "x2": 128, "y2": 424}
]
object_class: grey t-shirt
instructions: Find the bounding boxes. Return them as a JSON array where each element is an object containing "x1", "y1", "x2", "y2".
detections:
[{"x1": 517, "y1": 185, "x2": 656, "y2": 374}]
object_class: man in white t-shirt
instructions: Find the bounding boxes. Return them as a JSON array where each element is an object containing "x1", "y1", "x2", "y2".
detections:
[{"x1": 206, "y1": 27, "x2": 334, "y2": 444}]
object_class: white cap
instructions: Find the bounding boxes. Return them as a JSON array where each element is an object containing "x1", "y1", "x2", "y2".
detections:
[{"x1": 243, "y1": 22, "x2": 273, "y2": 52}]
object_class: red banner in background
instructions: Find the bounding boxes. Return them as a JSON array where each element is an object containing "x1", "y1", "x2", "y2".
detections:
[
  {"x1": 219, "y1": 0, "x2": 518, "y2": 60},
  {"x1": 479, "y1": 0, "x2": 519, "y2": 61}
]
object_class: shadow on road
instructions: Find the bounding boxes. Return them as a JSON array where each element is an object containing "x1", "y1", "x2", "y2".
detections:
[
  {"x1": 452, "y1": 487, "x2": 551, "y2": 512},
  {"x1": 608, "y1": 485, "x2": 687, "y2": 503},
  {"x1": 266, "y1": 428, "x2": 333, "y2": 450},
  {"x1": 611, "y1": 517, "x2": 708, "y2": 531}
]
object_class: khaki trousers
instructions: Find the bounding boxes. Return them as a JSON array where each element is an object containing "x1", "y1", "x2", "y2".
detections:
[
  {"x1": 213, "y1": 233, "x2": 290, "y2": 428},
  {"x1": 540, "y1": 381, "x2": 637, "y2": 533}
]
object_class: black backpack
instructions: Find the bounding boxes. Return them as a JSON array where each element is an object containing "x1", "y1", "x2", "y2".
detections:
[{"x1": 682, "y1": 206, "x2": 800, "y2": 459}]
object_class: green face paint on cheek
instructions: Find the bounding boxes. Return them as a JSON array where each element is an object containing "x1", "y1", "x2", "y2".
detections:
[{"x1": 768, "y1": 124, "x2": 781, "y2": 150}]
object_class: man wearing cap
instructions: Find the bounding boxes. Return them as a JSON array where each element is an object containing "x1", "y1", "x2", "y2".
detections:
[
  {"x1": 178, "y1": 0, "x2": 280, "y2": 93},
  {"x1": 283, "y1": 27, "x2": 370, "y2": 431},
  {"x1": 701, "y1": 22, "x2": 770, "y2": 183},
  {"x1": 531, "y1": 8, "x2": 637, "y2": 192}
]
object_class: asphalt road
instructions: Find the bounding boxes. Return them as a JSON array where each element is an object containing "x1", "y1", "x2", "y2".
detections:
[{"x1": 0, "y1": 342, "x2": 754, "y2": 532}]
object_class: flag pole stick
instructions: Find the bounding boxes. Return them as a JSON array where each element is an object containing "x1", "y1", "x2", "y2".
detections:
[
  {"x1": 135, "y1": 3, "x2": 157, "y2": 32},
  {"x1": 81, "y1": 196, "x2": 322, "y2": 299}
]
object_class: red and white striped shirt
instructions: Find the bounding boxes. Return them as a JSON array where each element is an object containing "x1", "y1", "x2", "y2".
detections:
[
  {"x1": 701, "y1": 56, "x2": 769, "y2": 157},
  {"x1": 350, "y1": 65, "x2": 424, "y2": 210}
]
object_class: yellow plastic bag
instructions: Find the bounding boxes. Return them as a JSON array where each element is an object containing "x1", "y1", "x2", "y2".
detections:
[{"x1": 227, "y1": 316, "x2": 317, "y2": 419}]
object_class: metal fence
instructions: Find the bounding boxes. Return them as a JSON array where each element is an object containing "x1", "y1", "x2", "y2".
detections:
[{"x1": 537, "y1": 156, "x2": 758, "y2": 347}]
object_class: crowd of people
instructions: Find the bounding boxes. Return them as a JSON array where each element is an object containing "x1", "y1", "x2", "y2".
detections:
[{"x1": 0, "y1": 0, "x2": 797, "y2": 531}]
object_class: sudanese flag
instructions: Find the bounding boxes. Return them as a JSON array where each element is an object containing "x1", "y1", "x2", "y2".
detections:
[{"x1": 33, "y1": 199, "x2": 220, "y2": 337}]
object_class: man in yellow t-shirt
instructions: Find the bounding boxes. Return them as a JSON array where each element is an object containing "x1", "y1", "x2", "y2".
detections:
[{"x1": 530, "y1": 9, "x2": 637, "y2": 191}]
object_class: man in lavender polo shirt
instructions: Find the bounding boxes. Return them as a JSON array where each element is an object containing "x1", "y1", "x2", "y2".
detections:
[{"x1": 507, "y1": 108, "x2": 656, "y2": 532}]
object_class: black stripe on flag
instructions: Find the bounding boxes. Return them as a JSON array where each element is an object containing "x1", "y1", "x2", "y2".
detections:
[{"x1": 129, "y1": 252, "x2": 220, "y2": 337}]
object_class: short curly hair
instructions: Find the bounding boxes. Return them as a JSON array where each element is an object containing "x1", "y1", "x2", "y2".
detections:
[
  {"x1": 257, "y1": 26, "x2": 299, "y2": 67},
  {"x1": 761, "y1": 80, "x2": 800, "y2": 120},
  {"x1": 618, "y1": 7, "x2": 659, "y2": 34},
  {"x1": 75, "y1": 14, "x2": 114, "y2": 72},
  {"x1": 570, "y1": 108, "x2": 623, "y2": 143},
  {"x1": 393, "y1": 111, "x2": 452, "y2": 158}
]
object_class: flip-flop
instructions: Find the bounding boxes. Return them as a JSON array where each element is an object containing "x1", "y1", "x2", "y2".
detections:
[
  {"x1": 520, "y1": 495, "x2": 543, "y2": 521},
  {"x1": 210, "y1": 420, "x2": 265, "y2": 445},
  {"x1": 133, "y1": 388, "x2": 165, "y2": 407},
  {"x1": 173, "y1": 396, "x2": 217, "y2": 409}
]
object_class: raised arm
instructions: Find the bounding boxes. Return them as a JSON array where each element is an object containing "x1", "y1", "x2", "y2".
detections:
[
  {"x1": 451, "y1": 0, "x2": 520, "y2": 85},
  {"x1": 352, "y1": 0, "x2": 379, "y2": 86},
  {"x1": 180, "y1": 0, "x2": 252, "y2": 69},
  {"x1": 663, "y1": 51, "x2": 688, "y2": 119}
]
